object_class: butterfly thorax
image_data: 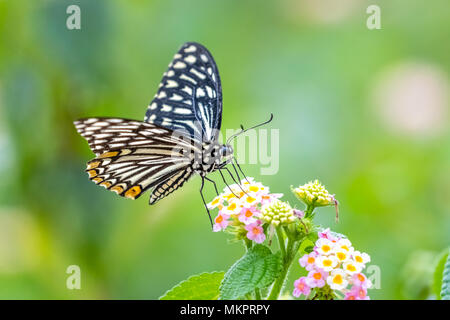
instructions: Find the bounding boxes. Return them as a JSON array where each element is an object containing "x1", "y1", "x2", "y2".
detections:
[{"x1": 191, "y1": 142, "x2": 233, "y2": 176}]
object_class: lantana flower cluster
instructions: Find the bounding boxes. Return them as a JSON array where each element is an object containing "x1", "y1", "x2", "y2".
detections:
[
  {"x1": 207, "y1": 177, "x2": 283, "y2": 243},
  {"x1": 294, "y1": 228, "x2": 372, "y2": 300},
  {"x1": 292, "y1": 179, "x2": 336, "y2": 208}
]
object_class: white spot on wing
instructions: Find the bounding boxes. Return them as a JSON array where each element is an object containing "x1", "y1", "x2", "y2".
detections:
[
  {"x1": 157, "y1": 91, "x2": 167, "y2": 99},
  {"x1": 161, "y1": 104, "x2": 173, "y2": 112},
  {"x1": 190, "y1": 68, "x2": 206, "y2": 80},
  {"x1": 173, "y1": 61, "x2": 186, "y2": 69},
  {"x1": 180, "y1": 74, "x2": 197, "y2": 84},
  {"x1": 174, "y1": 108, "x2": 192, "y2": 115},
  {"x1": 184, "y1": 45, "x2": 197, "y2": 53},
  {"x1": 165, "y1": 80, "x2": 178, "y2": 88},
  {"x1": 184, "y1": 55, "x2": 196, "y2": 64},
  {"x1": 170, "y1": 94, "x2": 183, "y2": 101},
  {"x1": 182, "y1": 86, "x2": 193, "y2": 96},
  {"x1": 196, "y1": 88, "x2": 205, "y2": 98},
  {"x1": 205, "y1": 86, "x2": 213, "y2": 98}
]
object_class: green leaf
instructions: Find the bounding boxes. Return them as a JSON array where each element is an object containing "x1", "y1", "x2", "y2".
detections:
[
  {"x1": 441, "y1": 250, "x2": 450, "y2": 300},
  {"x1": 298, "y1": 238, "x2": 315, "y2": 255},
  {"x1": 432, "y1": 249, "x2": 449, "y2": 299},
  {"x1": 219, "y1": 245, "x2": 282, "y2": 300},
  {"x1": 159, "y1": 272, "x2": 224, "y2": 300}
]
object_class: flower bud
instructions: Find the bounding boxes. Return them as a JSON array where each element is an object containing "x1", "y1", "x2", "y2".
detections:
[
  {"x1": 292, "y1": 180, "x2": 335, "y2": 208},
  {"x1": 260, "y1": 200, "x2": 296, "y2": 226}
]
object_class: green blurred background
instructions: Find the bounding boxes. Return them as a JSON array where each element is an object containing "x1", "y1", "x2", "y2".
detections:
[{"x1": 0, "y1": 0, "x2": 448, "y2": 299}]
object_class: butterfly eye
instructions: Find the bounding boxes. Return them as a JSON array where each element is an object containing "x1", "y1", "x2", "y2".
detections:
[{"x1": 220, "y1": 145, "x2": 233, "y2": 157}]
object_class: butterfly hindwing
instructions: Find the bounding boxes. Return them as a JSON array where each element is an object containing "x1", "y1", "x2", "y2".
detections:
[
  {"x1": 86, "y1": 149, "x2": 192, "y2": 200},
  {"x1": 145, "y1": 42, "x2": 223, "y2": 143},
  {"x1": 74, "y1": 117, "x2": 197, "y2": 202}
]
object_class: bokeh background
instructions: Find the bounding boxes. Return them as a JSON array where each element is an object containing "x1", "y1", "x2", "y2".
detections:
[{"x1": 0, "y1": 0, "x2": 449, "y2": 299}]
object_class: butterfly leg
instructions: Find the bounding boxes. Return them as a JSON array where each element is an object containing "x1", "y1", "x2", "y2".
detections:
[
  {"x1": 200, "y1": 177, "x2": 214, "y2": 228},
  {"x1": 230, "y1": 160, "x2": 242, "y2": 182},
  {"x1": 218, "y1": 169, "x2": 239, "y2": 198},
  {"x1": 222, "y1": 167, "x2": 248, "y2": 196},
  {"x1": 233, "y1": 157, "x2": 250, "y2": 183},
  {"x1": 204, "y1": 176, "x2": 219, "y2": 196}
]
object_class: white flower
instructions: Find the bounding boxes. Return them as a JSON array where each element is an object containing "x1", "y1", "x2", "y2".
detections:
[
  {"x1": 335, "y1": 238, "x2": 354, "y2": 254},
  {"x1": 221, "y1": 200, "x2": 242, "y2": 215},
  {"x1": 241, "y1": 193, "x2": 261, "y2": 208},
  {"x1": 335, "y1": 249, "x2": 351, "y2": 263},
  {"x1": 207, "y1": 195, "x2": 223, "y2": 210},
  {"x1": 353, "y1": 251, "x2": 371, "y2": 265},
  {"x1": 315, "y1": 238, "x2": 335, "y2": 256},
  {"x1": 315, "y1": 255, "x2": 338, "y2": 272},
  {"x1": 343, "y1": 260, "x2": 363, "y2": 275},
  {"x1": 327, "y1": 269, "x2": 349, "y2": 290}
]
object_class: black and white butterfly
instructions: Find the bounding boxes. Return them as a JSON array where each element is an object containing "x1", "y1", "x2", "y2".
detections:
[{"x1": 74, "y1": 42, "x2": 271, "y2": 224}]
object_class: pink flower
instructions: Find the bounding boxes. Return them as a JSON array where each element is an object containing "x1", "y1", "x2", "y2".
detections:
[
  {"x1": 293, "y1": 277, "x2": 311, "y2": 298},
  {"x1": 318, "y1": 228, "x2": 339, "y2": 242},
  {"x1": 260, "y1": 193, "x2": 283, "y2": 206},
  {"x1": 299, "y1": 252, "x2": 318, "y2": 271},
  {"x1": 212, "y1": 212, "x2": 230, "y2": 232},
  {"x1": 344, "y1": 285, "x2": 370, "y2": 300},
  {"x1": 238, "y1": 207, "x2": 259, "y2": 224},
  {"x1": 293, "y1": 209, "x2": 305, "y2": 219},
  {"x1": 352, "y1": 273, "x2": 372, "y2": 289},
  {"x1": 245, "y1": 221, "x2": 266, "y2": 243},
  {"x1": 305, "y1": 268, "x2": 328, "y2": 288}
]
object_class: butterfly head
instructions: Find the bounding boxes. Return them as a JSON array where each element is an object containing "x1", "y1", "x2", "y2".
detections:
[{"x1": 219, "y1": 144, "x2": 234, "y2": 164}]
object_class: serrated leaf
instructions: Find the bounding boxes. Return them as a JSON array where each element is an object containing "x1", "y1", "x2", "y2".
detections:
[
  {"x1": 432, "y1": 249, "x2": 449, "y2": 299},
  {"x1": 219, "y1": 245, "x2": 282, "y2": 300},
  {"x1": 440, "y1": 251, "x2": 450, "y2": 300},
  {"x1": 159, "y1": 272, "x2": 224, "y2": 300}
]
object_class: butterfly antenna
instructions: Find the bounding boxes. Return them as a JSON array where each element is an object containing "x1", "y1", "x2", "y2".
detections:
[
  {"x1": 226, "y1": 113, "x2": 273, "y2": 184},
  {"x1": 226, "y1": 113, "x2": 274, "y2": 145}
]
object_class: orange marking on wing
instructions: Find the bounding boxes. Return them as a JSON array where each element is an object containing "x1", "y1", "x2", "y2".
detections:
[
  {"x1": 98, "y1": 151, "x2": 119, "y2": 159},
  {"x1": 125, "y1": 186, "x2": 142, "y2": 199},
  {"x1": 92, "y1": 177, "x2": 103, "y2": 184},
  {"x1": 110, "y1": 185, "x2": 124, "y2": 194},
  {"x1": 100, "y1": 181, "x2": 112, "y2": 189},
  {"x1": 87, "y1": 170, "x2": 98, "y2": 178},
  {"x1": 87, "y1": 161, "x2": 100, "y2": 169}
]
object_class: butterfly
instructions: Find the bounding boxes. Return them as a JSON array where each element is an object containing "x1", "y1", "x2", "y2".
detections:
[{"x1": 74, "y1": 42, "x2": 272, "y2": 225}]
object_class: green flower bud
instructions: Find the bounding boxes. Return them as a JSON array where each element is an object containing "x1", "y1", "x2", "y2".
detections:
[
  {"x1": 292, "y1": 180, "x2": 335, "y2": 208},
  {"x1": 261, "y1": 200, "x2": 296, "y2": 226}
]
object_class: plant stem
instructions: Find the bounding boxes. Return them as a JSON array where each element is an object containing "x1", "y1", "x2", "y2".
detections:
[
  {"x1": 276, "y1": 227, "x2": 286, "y2": 259},
  {"x1": 267, "y1": 233, "x2": 302, "y2": 300},
  {"x1": 304, "y1": 204, "x2": 315, "y2": 218},
  {"x1": 254, "y1": 288, "x2": 262, "y2": 300},
  {"x1": 244, "y1": 238, "x2": 252, "y2": 251}
]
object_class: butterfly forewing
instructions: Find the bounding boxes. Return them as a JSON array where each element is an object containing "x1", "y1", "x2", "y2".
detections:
[
  {"x1": 74, "y1": 117, "x2": 197, "y2": 201},
  {"x1": 145, "y1": 42, "x2": 223, "y2": 143}
]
